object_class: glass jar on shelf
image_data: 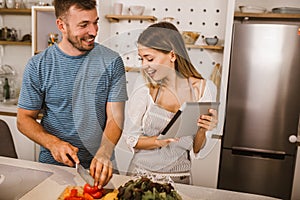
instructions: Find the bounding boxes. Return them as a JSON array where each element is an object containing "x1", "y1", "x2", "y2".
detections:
[
  {"x1": 23, "y1": 0, "x2": 37, "y2": 8},
  {"x1": 14, "y1": 0, "x2": 26, "y2": 9},
  {"x1": 0, "y1": 0, "x2": 5, "y2": 8},
  {"x1": 5, "y1": 0, "x2": 15, "y2": 8}
]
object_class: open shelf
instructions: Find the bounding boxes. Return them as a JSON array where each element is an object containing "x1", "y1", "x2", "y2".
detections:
[
  {"x1": 125, "y1": 66, "x2": 141, "y2": 72},
  {"x1": 105, "y1": 14, "x2": 157, "y2": 22},
  {"x1": 186, "y1": 44, "x2": 224, "y2": 51},
  {"x1": 0, "y1": 41, "x2": 31, "y2": 45},
  {"x1": 234, "y1": 12, "x2": 300, "y2": 20},
  {"x1": 0, "y1": 8, "x2": 31, "y2": 15}
]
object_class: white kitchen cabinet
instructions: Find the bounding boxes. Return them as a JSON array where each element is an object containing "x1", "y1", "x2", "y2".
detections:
[
  {"x1": 0, "y1": 114, "x2": 36, "y2": 161},
  {"x1": 31, "y1": 6, "x2": 59, "y2": 55},
  {"x1": 191, "y1": 140, "x2": 221, "y2": 187}
]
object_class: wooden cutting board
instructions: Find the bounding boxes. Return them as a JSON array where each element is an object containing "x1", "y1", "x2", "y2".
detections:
[{"x1": 57, "y1": 186, "x2": 118, "y2": 200}]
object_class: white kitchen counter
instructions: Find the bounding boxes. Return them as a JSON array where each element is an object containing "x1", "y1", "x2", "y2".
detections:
[
  {"x1": 0, "y1": 103, "x2": 18, "y2": 115},
  {"x1": 0, "y1": 156, "x2": 280, "y2": 200}
]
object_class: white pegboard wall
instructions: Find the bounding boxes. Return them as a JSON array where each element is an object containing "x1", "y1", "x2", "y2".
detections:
[
  {"x1": 99, "y1": 0, "x2": 227, "y2": 78},
  {"x1": 103, "y1": 0, "x2": 226, "y2": 42}
]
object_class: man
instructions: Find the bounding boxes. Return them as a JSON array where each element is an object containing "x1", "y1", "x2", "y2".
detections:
[{"x1": 17, "y1": 0, "x2": 127, "y2": 189}]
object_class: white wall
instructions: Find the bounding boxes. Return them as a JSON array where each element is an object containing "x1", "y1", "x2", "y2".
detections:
[{"x1": 99, "y1": 0, "x2": 226, "y2": 79}]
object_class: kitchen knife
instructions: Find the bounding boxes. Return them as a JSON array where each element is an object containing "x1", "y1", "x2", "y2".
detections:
[
  {"x1": 66, "y1": 154, "x2": 94, "y2": 186},
  {"x1": 76, "y1": 163, "x2": 95, "y2": 186},
  {"x1": 67, "y1": 154, "x2": 115, "y2": 189}
]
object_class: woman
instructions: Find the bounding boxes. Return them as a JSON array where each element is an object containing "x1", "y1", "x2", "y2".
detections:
[{"x1": 123, "y1": 22, "x2": 218, "y2": 184}]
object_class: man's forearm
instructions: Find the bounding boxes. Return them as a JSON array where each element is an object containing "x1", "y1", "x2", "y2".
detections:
[{"x1": 17, "y1": 110, "x2": 61, "y2": 150}]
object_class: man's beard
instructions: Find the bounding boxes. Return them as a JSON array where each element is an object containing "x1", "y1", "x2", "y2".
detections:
[{"x1": 67, "y1": 34, "x2": 95, "y2": 52}]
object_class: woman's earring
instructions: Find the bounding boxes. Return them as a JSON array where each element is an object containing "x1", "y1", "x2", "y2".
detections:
[{"x1": 170, "y1": 50, "x2": 176, "y2": 62}]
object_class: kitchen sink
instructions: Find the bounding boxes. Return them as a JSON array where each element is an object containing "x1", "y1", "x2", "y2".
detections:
[{"x1": 0, "y1": 164, "x2": 53, "y2": 200}]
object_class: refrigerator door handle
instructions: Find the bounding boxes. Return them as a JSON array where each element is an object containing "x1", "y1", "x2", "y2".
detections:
[
  {"x1": 232, "y1": 146, "x2": 286, "y2": 159},
  {"x1": 289, "y1": 115, "x2": 300, "y2": 146},
  {"x1": 289, "y1": 135, "x2": 300, "y2": 146}
]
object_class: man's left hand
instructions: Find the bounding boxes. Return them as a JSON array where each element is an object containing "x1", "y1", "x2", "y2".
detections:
[{"x1": 89, "y1": 155, "x2": 113, "y2": 189}]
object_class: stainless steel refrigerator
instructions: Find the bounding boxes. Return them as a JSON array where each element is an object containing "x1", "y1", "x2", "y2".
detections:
[{"x1": 218, "y1": 23, "x2": 300, "y2": 200}]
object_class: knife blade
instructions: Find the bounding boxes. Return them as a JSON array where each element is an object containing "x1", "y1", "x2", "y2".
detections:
[
  {"x1": 66, "y1": 154, "x2": 95, "y2": 186},
  {"x1": 76, "y1": 163, "x2": 95, "y2": 186}
]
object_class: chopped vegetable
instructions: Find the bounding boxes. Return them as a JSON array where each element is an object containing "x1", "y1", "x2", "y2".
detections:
[
  {"x1": 117, "y1": 177, "x2": 182, "y2": 200},
  {"x1": 70, "y1": 189, "x2": 78, "y2": 197},
  {"x1": 83, "y1": 183, "x2": 104, "y2": 199},
  {"x1": 63, "y1": 187, "x2": 93, "y2": 200},
  {"x1": 83, "y1": 192, "x2": 94, "y2": 200}
]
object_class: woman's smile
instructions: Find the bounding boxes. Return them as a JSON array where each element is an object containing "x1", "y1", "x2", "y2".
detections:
[{"x1": 145, "y1": 68, "x2": 157, "y2": 78}]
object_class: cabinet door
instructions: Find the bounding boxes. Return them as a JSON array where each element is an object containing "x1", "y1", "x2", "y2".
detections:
[
  {"x1": 32, "y1": 6, "x2": 60, "y2": 55},
  {"x1": 0, "y1": 115, "x2": 36, "y2": 161},
  {"x1": 191, "y1": 139, "x2": 221, "y2": 188}
]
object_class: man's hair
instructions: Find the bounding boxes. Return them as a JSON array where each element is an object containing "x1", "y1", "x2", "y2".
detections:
[{"x1": 53, "y1": 0, "x2": 96, "y2": 19}]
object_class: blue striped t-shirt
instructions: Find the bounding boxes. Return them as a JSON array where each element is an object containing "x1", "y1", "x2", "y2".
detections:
[{"x1": 18, "y1": 43, "x2": 128, "y2": 168}]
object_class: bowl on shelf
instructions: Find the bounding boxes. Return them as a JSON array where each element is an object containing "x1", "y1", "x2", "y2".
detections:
[
  {"x1": 272, "y1": 7, "x2": 300, "y2": 14},
  {"x1": 239, "y1": 5, "x2": 267, "y2": 13},
  {"x1": 181, "y1": 31, "x2": 200, "y2": 45},
  {"x1": 129, "y1": 5, "x2": 145, "y2": 16},
  {"x1": 205, "y1": 37, "x2": 219, "y2": 46}
]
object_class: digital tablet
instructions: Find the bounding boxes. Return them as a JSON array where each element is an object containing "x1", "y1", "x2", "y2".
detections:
[{"x1": 157, "y1": 102, "x2": 220, "y2": 139}]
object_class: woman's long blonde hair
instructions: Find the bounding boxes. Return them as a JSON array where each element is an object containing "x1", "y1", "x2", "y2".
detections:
[{"x1": 137, "y1": 22, "x2": 203, "y2": 87}]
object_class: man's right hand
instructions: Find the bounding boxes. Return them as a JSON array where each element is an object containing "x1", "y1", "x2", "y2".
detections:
[{"x1": 49, "y1": 139, "x2": 79, "y2": 167}]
